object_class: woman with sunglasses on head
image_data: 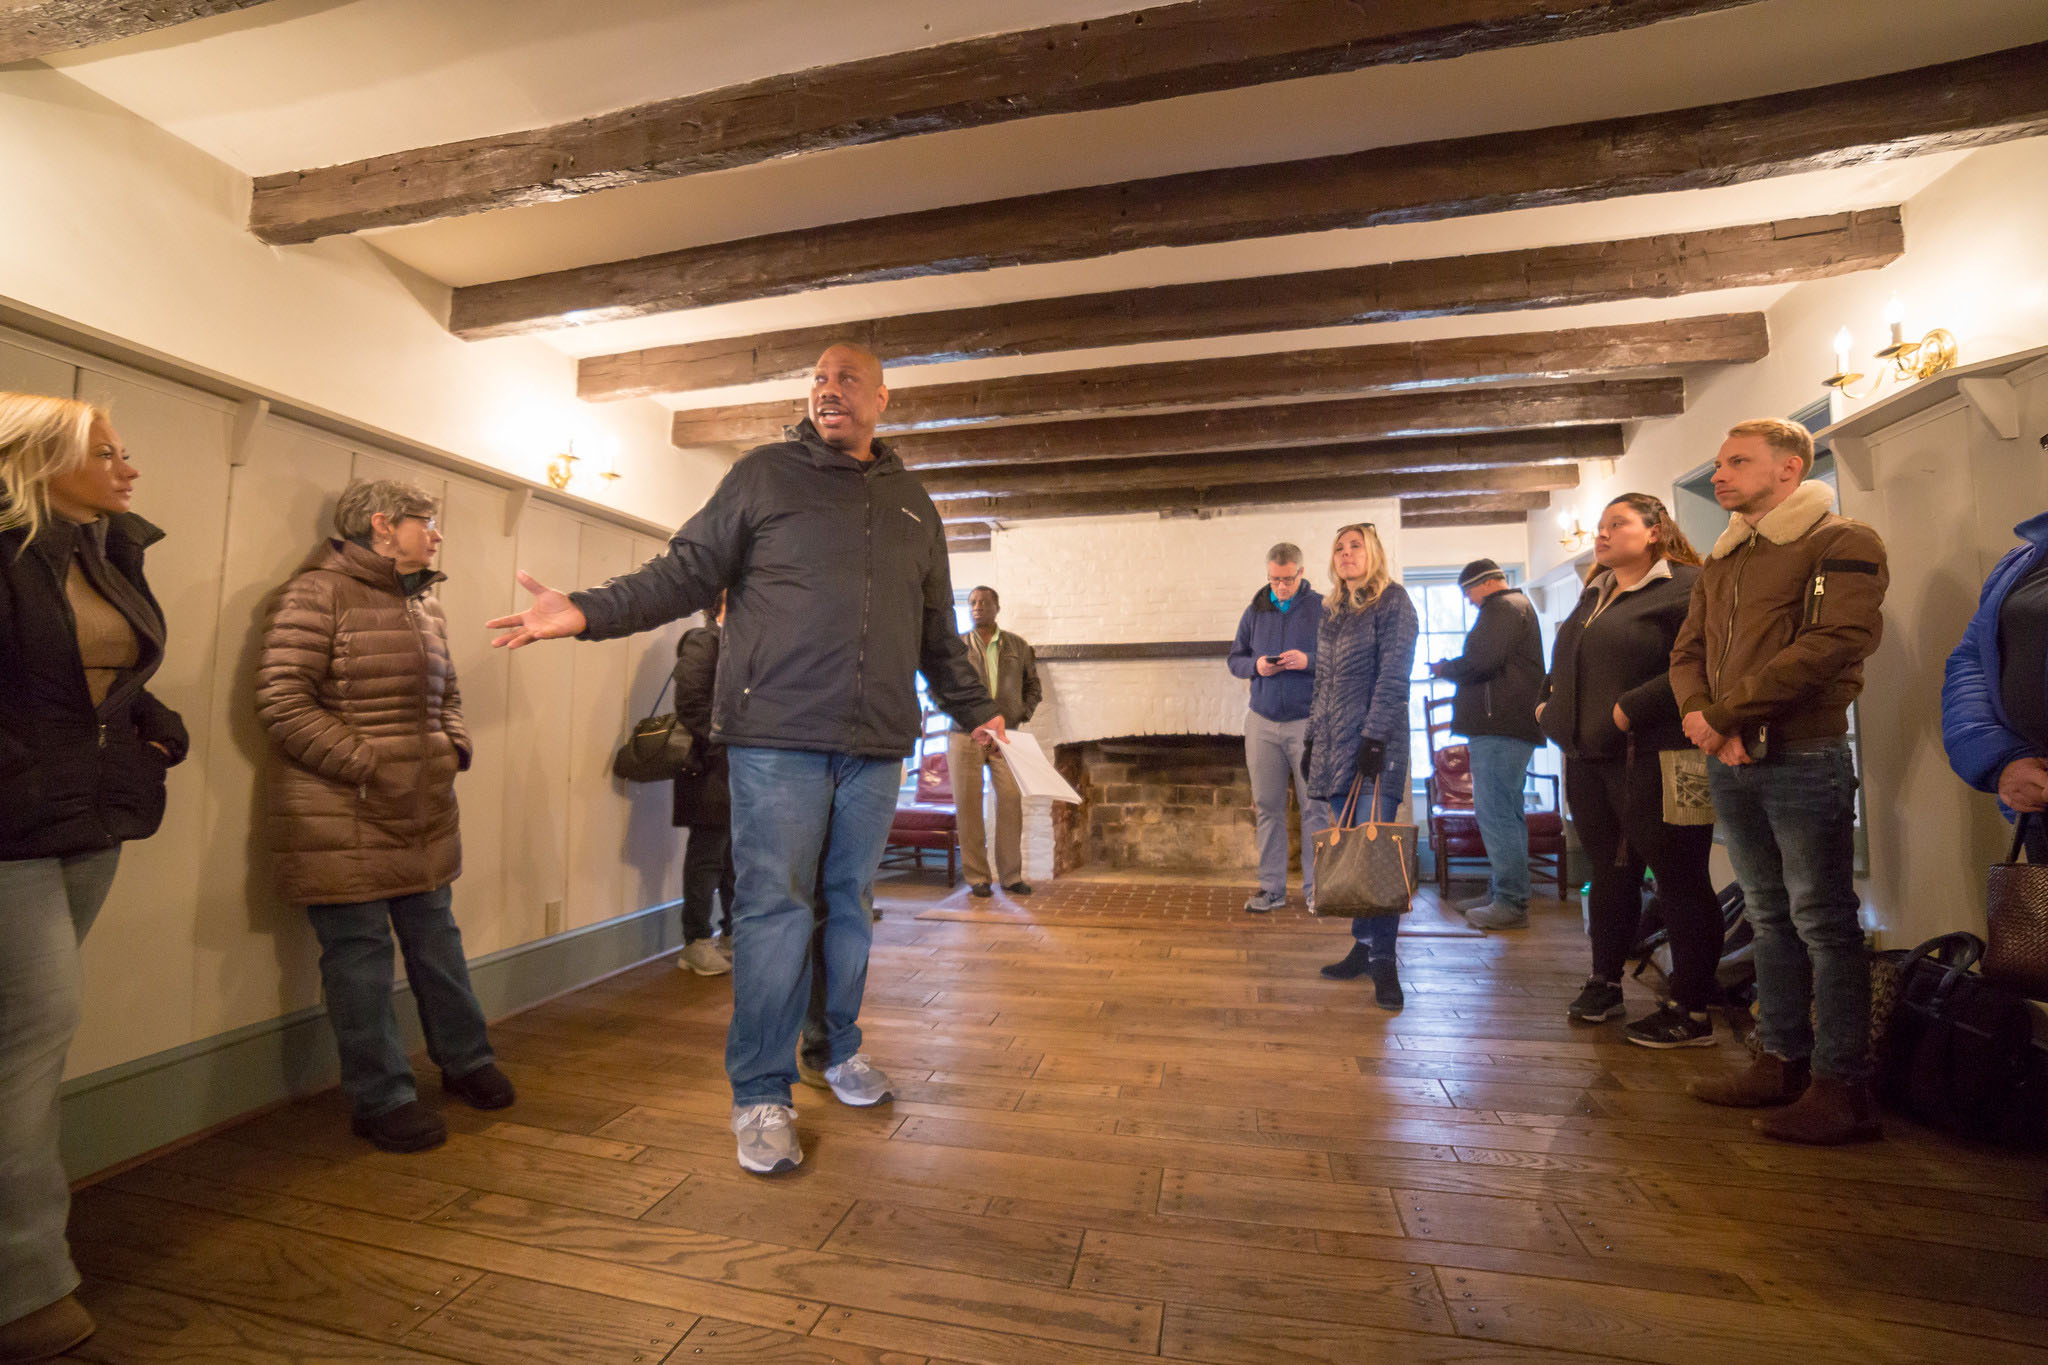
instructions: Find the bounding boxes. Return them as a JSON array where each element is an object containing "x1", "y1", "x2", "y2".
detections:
[
  {"x1": 1541, "y1": 493, "x2": 1721, "y2": 1048},
  {"x1": 0, "y1": 394, "x2": 187, "y2": 1361},
  {"x1": 257, "y1": 479, "x2": 512, "y2": 1156},
  {"x1": 1304, "y1": 522, "x2": 1419, "y2": 1009}
]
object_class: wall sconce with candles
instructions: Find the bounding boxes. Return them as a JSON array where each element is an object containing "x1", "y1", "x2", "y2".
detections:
[
  {"x1": 545, "y1": 444, "x2": 579, "y2": 490},
  {"x1": 1557, "y1": 509, "x2": 1592, "y2": 553},
  {"x1": 1823, "y1": 296, "x2": 1957, "y2": 399},
  {"x1": 545, "y1": 437, "x2": 623, "y2": 492}
]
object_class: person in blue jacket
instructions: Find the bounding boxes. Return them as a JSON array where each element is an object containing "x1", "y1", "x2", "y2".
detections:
[
  {"x1": 1228, "y1": 543, "x2": 1327, "y2": 912},
  {"x1": 1944, "y1": 510, "x2": 2048, "y2": 858}
]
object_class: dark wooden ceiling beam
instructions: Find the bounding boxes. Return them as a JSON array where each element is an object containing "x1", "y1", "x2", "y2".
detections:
[
  {"x1": 0, "y1": 0, "x2": 281, "y2": 62},
  {"x1": 1404, "y1": 508, "x2": 1534, "y2": 528},
  {"x1": 893, "y1": 379, "x2": 1680, "y2": 471},
  {"x1": 936, "y1": 463, "x2": 1579, "y2": 524},
  {"x1": 452, "y1": 42, "x2": 2046, "y2": 337},
  {"x1": 660, "y1": 315, "x2": 1763, "y2": 445},
  {"x1": 919, "y1": 429, "x2": 1619, "y2": 501},
  {"x1": 247, "y1": 0, "x2": 1762, "y2": 245},
  {"x1": 593, "y1": 211, "x2": 1891, "y2": 387}
]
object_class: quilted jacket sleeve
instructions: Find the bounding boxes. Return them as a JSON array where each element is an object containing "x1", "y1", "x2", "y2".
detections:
[
  {"x1": 255, "y1": 573, "x2": 377, "y2": 786},
  {"x1": 1944, "y1": 547, "x2": 2038, "y2": 794},
  {"x1": 132, "y1": 689, "x2": 190, "y2": 765},
  {"x1": 427, "y1": 598, "x2": 471, "y2": 770},
  {"x1": 1364, "y1": 586, "x2": 1419, "y2": 744}
]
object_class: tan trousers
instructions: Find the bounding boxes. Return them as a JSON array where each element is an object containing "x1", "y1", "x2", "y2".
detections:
[{"x1": 949, "y1": 734, "x2": 1023, "y2": 885}]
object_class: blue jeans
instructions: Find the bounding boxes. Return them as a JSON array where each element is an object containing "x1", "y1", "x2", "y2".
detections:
[
  {"x1": 725, "y1": 747, "x2": 902, "y2": 1107},
  {"x1": 1245, "y1": 710, "x2": 1332, "y2": 901},
  {"x1": 1709, "y1": 741, "x2": 1869, "y2": 1081},
  {"x1": 1466, "y1": 735, "x2": 1536, "y2": 909},
  {"x1": 306, "y1": 884, "x2": 495, "y2": 1119},
  {"x1": 0, "y1": 848, "x2": 119, "y2": 1324},
  {"x1": 1349, "y1": 784, "x2": 1403, "y2": 960}
]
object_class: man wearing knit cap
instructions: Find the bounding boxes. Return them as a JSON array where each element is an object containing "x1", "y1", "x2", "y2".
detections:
[{"x1": 1430, "y1": 559, "x2": 1547, "y2": 929}]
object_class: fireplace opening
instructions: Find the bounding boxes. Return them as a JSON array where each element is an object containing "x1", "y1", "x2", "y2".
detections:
[{"x1": 1051, "y1": 734, "x2": 1301, "y2": 876}]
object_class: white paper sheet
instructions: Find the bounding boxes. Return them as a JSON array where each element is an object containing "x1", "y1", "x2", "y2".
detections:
[{"x1": 991, "y1": 731, "x2": 1081, "y2": 803}]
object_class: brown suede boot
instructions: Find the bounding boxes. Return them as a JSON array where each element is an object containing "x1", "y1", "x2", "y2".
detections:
[
  {"x1": 0, "y1": 1293, "x2": 95, "y2": 1362},
  {"x1": 1689, "y1": 1051, "x2": 1809, "y2": 1108},
  {"x1": 1755, "y1": 1074, "x2": 1883, "y2": 1145}
]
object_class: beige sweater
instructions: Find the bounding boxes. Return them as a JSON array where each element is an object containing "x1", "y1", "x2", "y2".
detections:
[{"x1": 66, "y1": 557, "x2": 139, "y2": 706}]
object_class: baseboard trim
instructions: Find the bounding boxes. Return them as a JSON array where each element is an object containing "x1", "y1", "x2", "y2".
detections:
[{"x1": 59, "y1": 900, "x2": 683, "y2": 1179}]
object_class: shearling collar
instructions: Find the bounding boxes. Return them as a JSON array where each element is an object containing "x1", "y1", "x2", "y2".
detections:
[{"x1": 1709, "y1": 480, "x2": 1835, "y2": 559}]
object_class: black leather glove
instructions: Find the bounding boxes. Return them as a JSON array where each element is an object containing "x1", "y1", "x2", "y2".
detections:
[{"x1": 1354, "y1": 735, "x2": 1386, "y2": 778}]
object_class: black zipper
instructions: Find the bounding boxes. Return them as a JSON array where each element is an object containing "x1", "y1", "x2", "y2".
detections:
[{"x1": 850, "y1": 470, "x2": 875, "y2": 752}]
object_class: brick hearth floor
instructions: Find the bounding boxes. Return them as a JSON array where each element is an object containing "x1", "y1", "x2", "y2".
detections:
[{"x1": 57, "y1": 871, "x2": 2048, "y2": 1363}]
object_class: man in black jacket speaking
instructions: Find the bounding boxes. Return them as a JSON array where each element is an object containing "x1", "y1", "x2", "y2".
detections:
[
  {"x1": 1429, "y1": 559, "x2": 1546, "y2": 930},
  {"x1": 488, "y1": 344, "x2": 1003, "y2": 1176}
]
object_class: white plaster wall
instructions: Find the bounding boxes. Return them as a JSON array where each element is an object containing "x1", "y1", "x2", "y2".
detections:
[
  {"x1": 0, "y1": 64, "x2": 731, "y2": 530},
  {"x1": 1526, "y1": 137, "x2": 2048, "y2": 583},
  {"x1": 1403, "y1": 522, "x2": 1532, "y2": 576}
]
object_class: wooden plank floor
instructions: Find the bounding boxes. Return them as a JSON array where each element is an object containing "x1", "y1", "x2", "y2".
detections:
[{"x1": 64, "y1": 877, "x2": 2048, "y2": 1364}]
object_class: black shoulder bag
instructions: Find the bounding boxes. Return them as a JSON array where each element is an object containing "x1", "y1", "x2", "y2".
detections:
[{"x1": 611, "y1": 675, "x2": 698, "y2": 783}]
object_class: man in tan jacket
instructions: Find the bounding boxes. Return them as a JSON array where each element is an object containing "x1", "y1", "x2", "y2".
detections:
[
  {"x1": 1669, "y1": 418, "x2": 1888, "y2": 1145},
  {"x1": 950, "y1": 586, "x2": 1042, "y2": 897}
]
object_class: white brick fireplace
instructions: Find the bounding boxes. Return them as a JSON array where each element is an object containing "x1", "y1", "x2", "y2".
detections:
[{"x1": 969, "y1": 502, "x2": 1404, "y2": 881}]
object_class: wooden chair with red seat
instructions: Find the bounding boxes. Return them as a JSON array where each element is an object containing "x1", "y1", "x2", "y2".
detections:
[
  {"x1": 881, "y1": 749, "x2": 959, "y2": 885},
  {"x1": 1423, "y1": 695, "x2": 1567, "y2": 897}
]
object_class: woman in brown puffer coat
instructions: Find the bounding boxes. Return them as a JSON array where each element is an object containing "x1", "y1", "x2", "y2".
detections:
[{"x1": 256, "y1": 478, "x2": 512, "y2": 1154}]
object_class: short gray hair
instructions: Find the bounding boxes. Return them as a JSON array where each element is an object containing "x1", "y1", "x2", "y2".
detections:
[
  {"x1": 334, "y1": 478, "x2": 437, "y2": 541},
  {"x1": 1266, "y1": 542, "x2": 1302, "y2": 566}
]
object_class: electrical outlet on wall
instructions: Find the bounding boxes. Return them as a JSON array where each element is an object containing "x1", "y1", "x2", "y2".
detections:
[{"x1": 544, "y1": 899, "x2": 565, "y2": 935}]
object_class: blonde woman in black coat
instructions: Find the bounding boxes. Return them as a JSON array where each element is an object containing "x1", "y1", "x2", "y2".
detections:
[
  {"x1": 1540, "y1": 493, "x2": 1719, "y2": 1049},
  {"x1": 0, "y1": 394, "x2": 186, "y2": 1361}
]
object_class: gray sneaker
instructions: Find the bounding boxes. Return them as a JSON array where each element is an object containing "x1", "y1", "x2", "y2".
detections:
[
  {"x1": 1452, "y1": 891, "x2": 1495, "y2": 913},
  {"x1": 731, "y1": 1102, "x2": 802, "y2": 1174},
  {"x1": 1244, "y1": 890, "x2": 1286, "y2": 914},
  {"x1": 818, "y1": 1053, "x2": 894, "y2": 1107},
  {"x1": 1465, "y1": 900, "x2": 1530, "y2": 930}
]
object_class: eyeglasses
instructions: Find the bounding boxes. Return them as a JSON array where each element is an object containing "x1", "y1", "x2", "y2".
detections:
[
  {"x1": 397, "y1": 515, "x2": 440, "y2": 533},
  {"x1": 1267, "y1": 570, "x2": 1303, "y2": 586}
]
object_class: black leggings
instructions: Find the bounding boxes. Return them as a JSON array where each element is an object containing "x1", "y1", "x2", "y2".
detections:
[{"x1": 1566, "y1": 755, "x2": 1722, "y2": 1011}]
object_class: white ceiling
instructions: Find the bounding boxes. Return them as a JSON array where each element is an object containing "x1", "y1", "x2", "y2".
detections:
[{"x1": 38, "y1": 0, "x2": 2048, "y2": 411}]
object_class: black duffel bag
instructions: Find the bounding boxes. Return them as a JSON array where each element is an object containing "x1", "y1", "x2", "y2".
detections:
[{"x1": 1878, "y1": 931, "x2": 2048, "y2": 1147}]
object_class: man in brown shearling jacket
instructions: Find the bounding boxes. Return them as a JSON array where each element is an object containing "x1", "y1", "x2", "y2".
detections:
[{"x1": 1670, "y1": 418, "x2": 1888, "y2": 1146}]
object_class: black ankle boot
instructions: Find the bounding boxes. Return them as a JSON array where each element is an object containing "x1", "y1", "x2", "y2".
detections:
[
  {"x1": 1370, "y1": 957, "x2": 1404, "y2": 1011},
  {"x1": 1321, "y1": 942, "x2": 1372, "y2": 980}
]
